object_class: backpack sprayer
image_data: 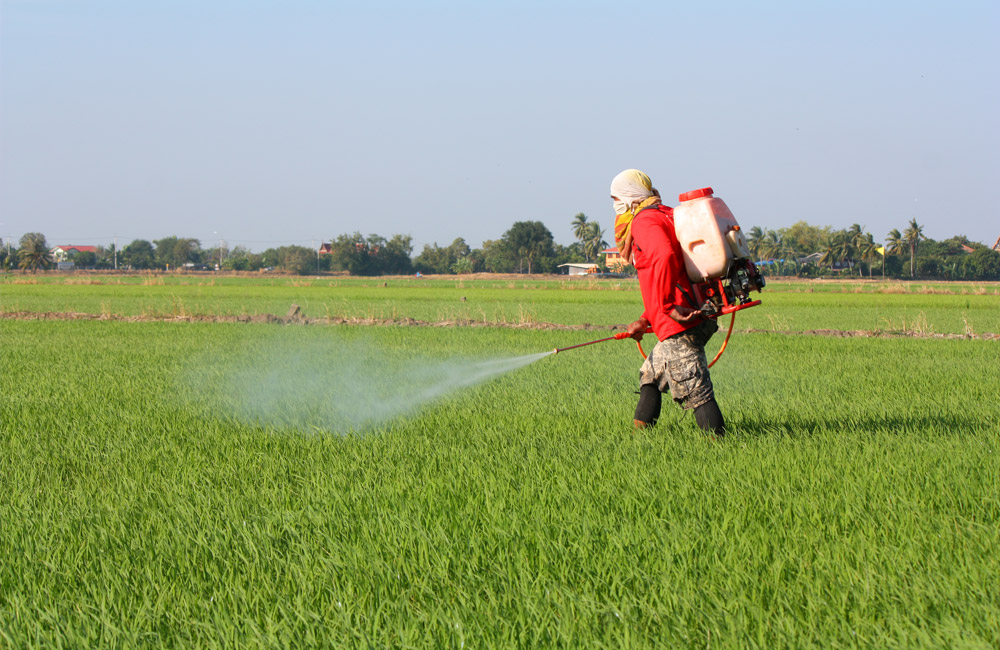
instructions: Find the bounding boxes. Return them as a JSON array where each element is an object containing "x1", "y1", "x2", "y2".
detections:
[{"x1": 554, "y1": 187, "x2": 765, "y2": 367}]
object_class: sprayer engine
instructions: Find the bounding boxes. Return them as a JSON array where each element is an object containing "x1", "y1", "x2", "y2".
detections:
[{"x1": 692, "y1": 257, "x2": 765, "y2": 316}]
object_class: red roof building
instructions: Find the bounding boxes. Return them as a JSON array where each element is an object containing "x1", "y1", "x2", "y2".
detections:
[{"x1": 50, "y1": 245, "x2": 99, "y2": 261}]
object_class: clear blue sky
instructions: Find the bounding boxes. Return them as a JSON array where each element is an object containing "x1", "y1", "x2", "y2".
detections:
[{"x1": 2, "y1": 0, "x2": 998, "y2": 253}]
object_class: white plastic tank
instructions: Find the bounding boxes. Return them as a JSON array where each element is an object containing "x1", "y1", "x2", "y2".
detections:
[{"x1": 672, "y1": 187, "x2": 750, "y2": 282}]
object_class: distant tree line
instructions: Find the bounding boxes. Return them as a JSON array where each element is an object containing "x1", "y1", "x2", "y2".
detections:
[
  {"x1": 3, "y1": 217, "x2": 997, "y2": 280},
  {"x1": 745, "y1": 220, "x2": 1000, "y2": 281},
  {"x1": 411, "y1": 217, "x2": 611, "y2": 275}
]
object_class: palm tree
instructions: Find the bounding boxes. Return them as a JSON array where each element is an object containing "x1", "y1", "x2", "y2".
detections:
[
  {"x1": 902, "y1": 219, "x2": 926, "y2": 278},
  {"x1": 844, "y1": 224, "x2": 871, "y2": 276},
  {"x1": 885, "y1": 228, "x2": 905, "y2": 277},
  {"x1": 847, "y1": 224, "x2": 866, "y2": 276},
  {"x1": 818, "y1": 233, "x2": 836, "y2": 271},
  {"x1": 779, "y1": 239, "x2": 802, "y2": 276},
  {"x1": 17, "y1": 234, "x2": 52, "y2": 273},
  {"x1": 759, "y1": 230, "x2": 783, "y2": 261},
  {"x1": 856, "y1": 232, "x2": 881, "y2": 278},
  {"x1": 571, "y1": 213, "x2": 589, "y2": 243},
  {"x1": 746, "y1": 226, "x2": 765, "y2": 261},
  {"x1": 583, "y1": 221, "x2": 608, "y2": 264},
  {"x1": 886, "y1": 228, "x2": 905, "y2": 256},
  {"x1": 834, "y1": 228, "x2": 858, "y2": 274},
  {"x1": 819, "y1": 231, "x2": 851, "y2": 272}
]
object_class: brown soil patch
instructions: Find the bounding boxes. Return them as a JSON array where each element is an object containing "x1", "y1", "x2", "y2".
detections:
[
  {"x1": 2, "y1": 310, "x2": 997, "y2": 341},
  {"x1": 0, "y1": 310, "x2": 612, "y2": 331}
]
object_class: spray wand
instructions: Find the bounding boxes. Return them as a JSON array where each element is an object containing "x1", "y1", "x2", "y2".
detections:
[
  {"x1": 553, "y1": 328, "x2": 654, "y2": 358},
  {"x1": 552, "y1": 310, "x2": 739, "y2": 369}
]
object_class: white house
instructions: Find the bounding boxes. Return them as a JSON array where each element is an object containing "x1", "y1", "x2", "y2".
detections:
[{"x1": 557, "y1": 263, "x2": 599, "y2": 276}]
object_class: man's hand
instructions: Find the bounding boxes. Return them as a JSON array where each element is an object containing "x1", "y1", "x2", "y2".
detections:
[
  {"x1": 668, "y1": 305, "x2": 702, "y2": 324},
  {"x1": 626, "y1": 317, "x2": 651, "y2": 341}
]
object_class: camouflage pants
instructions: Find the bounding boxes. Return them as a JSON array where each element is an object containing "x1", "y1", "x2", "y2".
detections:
[{"x1": 639, "y1": 319, "x2": 719, "y2": 410}]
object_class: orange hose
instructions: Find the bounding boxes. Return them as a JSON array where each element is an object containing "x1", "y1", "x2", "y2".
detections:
[
  {"x1": 707, "y1": 311, "x2": 737, "y2": 368},
  {"x1": 636, "y1": 312, "x2": 736, "y2": 364}
]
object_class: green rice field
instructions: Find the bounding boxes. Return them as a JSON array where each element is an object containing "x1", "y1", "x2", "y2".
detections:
[
  {"x1": 3, "y1": 275, "x2": 1000, "y2": 334},
  {"x1": 2, "y1": 274, "x2": 998, "y2": 648}
]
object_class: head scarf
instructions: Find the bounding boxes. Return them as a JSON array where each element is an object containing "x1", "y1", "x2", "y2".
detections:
[{"x1": 611, "y1": 169, "x2": 661, "y2": 264}]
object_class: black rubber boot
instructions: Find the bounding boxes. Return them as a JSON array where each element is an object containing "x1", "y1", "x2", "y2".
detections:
[
  {"x1": 694, "y1": 398, "x2": 726, "y2": 437},
  {"x1": 634, "y1": 384, "x2": 662, "y2": 428}
]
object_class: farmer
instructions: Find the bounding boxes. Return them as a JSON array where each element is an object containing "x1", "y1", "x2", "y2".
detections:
[{"x1": 611, "y1": 169, "x2": 726, "y2": 437}]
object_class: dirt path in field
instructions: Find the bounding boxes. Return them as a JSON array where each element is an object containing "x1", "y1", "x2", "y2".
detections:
[
  {"x1": 3, "y1": 309, "x2": 998, "y2": 341},
  {"x1": 739, "y1": 328, "x2": 999, "y2": 341},
  {"x1": 0, "y1": 309, "x2": 611, "y2": 331}
]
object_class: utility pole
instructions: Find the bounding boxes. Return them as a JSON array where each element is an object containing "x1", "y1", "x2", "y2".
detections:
[
  {"x1": 114, "y1": 236, "x2": 118, "y2": 270},
  {"x1": 213, "y1": 232, "x2": 223, "y2": 270}
]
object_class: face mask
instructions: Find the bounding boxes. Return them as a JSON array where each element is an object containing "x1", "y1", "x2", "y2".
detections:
[{"x1": 613, "y1": 200, "x2": 630, "y2": 215}]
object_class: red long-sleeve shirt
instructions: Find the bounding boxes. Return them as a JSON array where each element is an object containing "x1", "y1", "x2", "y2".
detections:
[{"x1": 630, "y1": 205, "x2": 701, "y2": 340}]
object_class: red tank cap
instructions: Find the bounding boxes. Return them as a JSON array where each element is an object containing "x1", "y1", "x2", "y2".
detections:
[{"x1": 678, "y1": 187, "x2": 714, "y2": 202}]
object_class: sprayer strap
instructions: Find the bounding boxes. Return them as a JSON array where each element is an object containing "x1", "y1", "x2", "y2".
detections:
[{"x1": 675, "y1": 282, "x2": 698, "y2": 309}]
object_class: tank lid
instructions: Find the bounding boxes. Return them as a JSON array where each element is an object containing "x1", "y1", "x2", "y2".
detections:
[{"x1": 678, "y1": 187, "x2": 714, "y2": 202}]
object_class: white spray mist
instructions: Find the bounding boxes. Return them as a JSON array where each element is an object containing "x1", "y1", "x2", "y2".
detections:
[{"x1": 185, "y1": 334, "x2": 550, "y2": 433}]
